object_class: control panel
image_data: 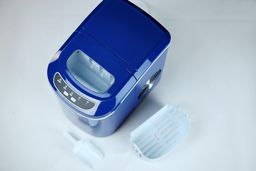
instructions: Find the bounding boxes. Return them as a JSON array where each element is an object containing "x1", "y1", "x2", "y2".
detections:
[{"x1": 54, "y1": 73, "x2": 95, "y2": 110}]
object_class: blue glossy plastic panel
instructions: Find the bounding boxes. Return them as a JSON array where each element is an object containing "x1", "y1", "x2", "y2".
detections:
[{"x1": 80, "y1": 0, "x2": 170, "y2": 74}]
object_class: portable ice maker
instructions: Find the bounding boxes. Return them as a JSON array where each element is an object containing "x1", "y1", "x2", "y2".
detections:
[{"x1": 47, "y1": 0, "x2": 171, "y2": 137}]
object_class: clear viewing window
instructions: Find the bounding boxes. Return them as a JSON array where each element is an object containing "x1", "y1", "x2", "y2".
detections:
[{"x1": 67, "y1": 50, "x2": 115, "y2": 93}]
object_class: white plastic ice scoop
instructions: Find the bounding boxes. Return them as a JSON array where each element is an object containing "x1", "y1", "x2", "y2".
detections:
[{"x1": 64, "y1": 132, "x2": 104, "y2": 168}]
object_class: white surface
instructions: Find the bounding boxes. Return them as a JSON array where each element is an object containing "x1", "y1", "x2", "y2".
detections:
[{"x1": 0, "y1": 0, "x2": 256, "y2": 171}]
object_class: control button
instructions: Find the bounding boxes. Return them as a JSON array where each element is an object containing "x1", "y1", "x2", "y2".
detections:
[
  {"x1": 71, "y1": 97, "x2": 76, "y2": 103},
  {"x1": 63, "y1": 91, "x2": 69, "y2": 96},
  {"x1": 57, "y1": 78, "x2": 62, "y2": 84}
]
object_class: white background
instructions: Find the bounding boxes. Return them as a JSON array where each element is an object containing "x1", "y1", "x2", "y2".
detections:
[{"x1": 0, "y1": 0, "x2": 256, "y2": 170}]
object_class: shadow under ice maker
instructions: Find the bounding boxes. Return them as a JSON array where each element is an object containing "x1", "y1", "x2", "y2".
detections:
[{"x1": 47, "y1": 0, "x2": 171, "y2": 137}]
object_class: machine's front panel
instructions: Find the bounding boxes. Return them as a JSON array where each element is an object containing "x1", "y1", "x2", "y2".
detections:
[{"x1": 54, "y1": 73, "x2": 95, "y2": 110}]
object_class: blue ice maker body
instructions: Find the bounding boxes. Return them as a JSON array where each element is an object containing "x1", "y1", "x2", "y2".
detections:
[{"x1": 47, "y1": 0, "x2": 171, "y2": 137}]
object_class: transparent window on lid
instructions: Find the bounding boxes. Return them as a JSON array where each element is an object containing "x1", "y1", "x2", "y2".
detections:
[{"x1": 67, "y1": 49, "x2": 115, "y2": 93}]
